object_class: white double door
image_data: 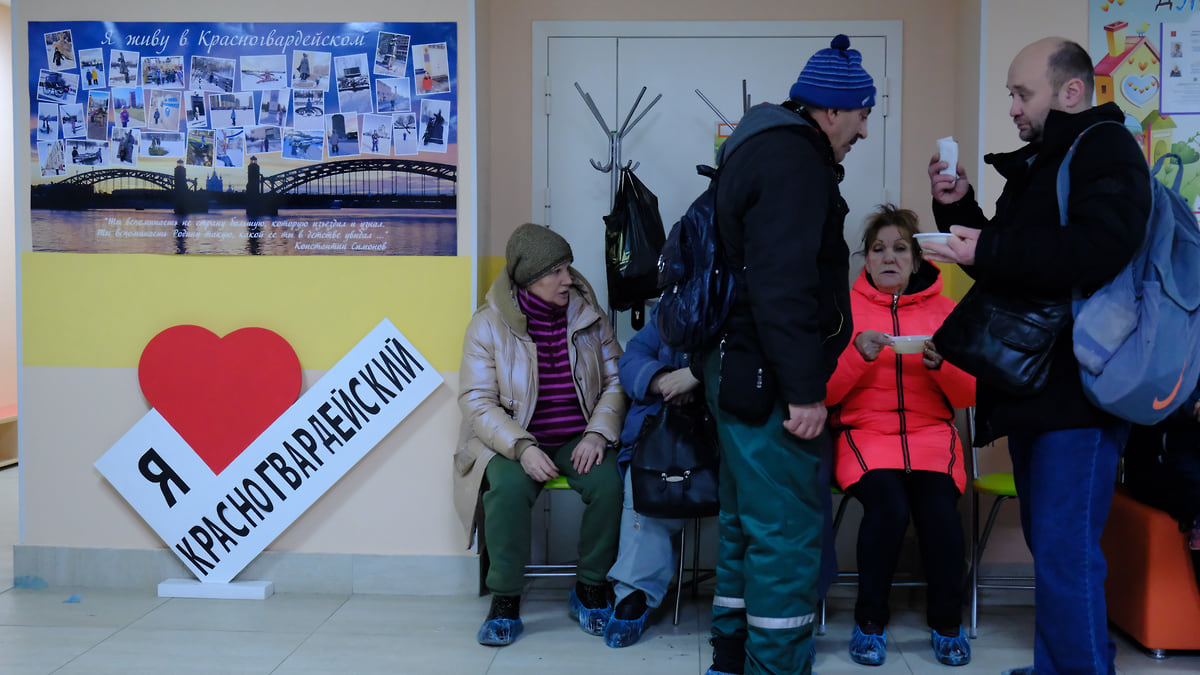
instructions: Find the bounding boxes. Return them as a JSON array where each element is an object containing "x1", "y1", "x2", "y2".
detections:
[{"x1": 533, "y1": 21, "x2": 902, "y2": 341}]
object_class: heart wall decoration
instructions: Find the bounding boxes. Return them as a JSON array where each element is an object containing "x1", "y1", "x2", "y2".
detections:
[
  {"x1": 98, "y1": 318, "x2": 442, "y2": 584},
  {"x1": 138, "y1": 325, "x2": 302, "y2": 475},
  {"x1": 1121, "y1": 72, "x2": 1160, "y2": 109}
]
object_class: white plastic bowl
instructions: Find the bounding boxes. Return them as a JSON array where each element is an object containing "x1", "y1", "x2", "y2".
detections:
[
  {"x1": 890, "y1": 335, "x2": 931, "y2": 354},
  {"x1": 913, "y1": 232, "x2": 953, "y2": 247}
]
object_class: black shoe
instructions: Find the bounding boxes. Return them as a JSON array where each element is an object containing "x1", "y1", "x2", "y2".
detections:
[
  {"x1": 614, "y1": 590, "x2": 648, "y2": 620},
  {"x1": 850, "y1": 623, "x2": 887, "y2": 666},
  {"x1": 574, "y1": 581, "x2": 610, "y2": 609},
  {"x1": 859, "y1": 619, "x2": 886, "y2": 635},
  {"x1": 708, "y1": 634, "x2": 747, "y2": 675},
  {"x1": 569, "y1": 582, "x2": 612, "y2": 635},
  {"x1": 487, "y1": 594, "x2": 520, "y2": 620},
  {"x1": 931, "y1": 626, "x2": 971, "y2": 666},
  {"x1": 477, "y1": 595, "x2": 522, "y2": 646},
  {"x1": 604, "y1": 591, "x2": 651, "y2": 648}
]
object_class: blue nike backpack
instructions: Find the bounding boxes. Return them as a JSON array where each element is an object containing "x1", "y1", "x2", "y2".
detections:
[{"x1": 1057, "y1": 122, "x2": 1200, "y2": 425}]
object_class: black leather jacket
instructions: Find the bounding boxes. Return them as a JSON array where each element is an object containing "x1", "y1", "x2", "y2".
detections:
[{"x1": 932, "y1": 102, "x2": 1150, "y2": 443}]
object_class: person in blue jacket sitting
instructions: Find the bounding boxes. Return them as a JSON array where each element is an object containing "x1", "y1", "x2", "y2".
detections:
[{"x1": 604, "y1": 305, "x2": 703, "y2": 648}]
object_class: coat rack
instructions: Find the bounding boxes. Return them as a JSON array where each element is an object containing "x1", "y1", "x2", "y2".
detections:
[
  {"x1": 695, "y1": 78, "x2": 752, "y2": 133},
  {"x1": 574, "y1": 82, "x2": 662, "y2": 209},
  {"x1": 574, "y1": 82, "x2": 662, "y2": 328},
  {"x1": 695, "y1": 81, "x2": 753, "y2": 170},
  {"x1": 695, "y1": 88, "x2": 735, "y2": 128}
]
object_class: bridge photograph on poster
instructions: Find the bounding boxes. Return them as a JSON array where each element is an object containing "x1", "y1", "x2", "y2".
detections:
[{"x1": 27, "y1": 20, "x2": 459, "y2": 256}]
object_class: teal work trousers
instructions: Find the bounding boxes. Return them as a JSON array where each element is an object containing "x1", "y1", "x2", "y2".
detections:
[{"x1": 702, "y1": 348, "x2": 823, "y2": 675}]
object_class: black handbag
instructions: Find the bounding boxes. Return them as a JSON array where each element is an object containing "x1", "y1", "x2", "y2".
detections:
[
  {"x1": 932, "y1": 284, "x2": 1071, "y2": 396},
  {"x1": 629, "y1": 402, "x2": 721, "y2": 519}
]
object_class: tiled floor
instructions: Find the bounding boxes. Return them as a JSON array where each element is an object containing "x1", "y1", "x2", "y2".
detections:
[{"x1": 1, "y1": 467, "x2": 1198, "y2": 674}]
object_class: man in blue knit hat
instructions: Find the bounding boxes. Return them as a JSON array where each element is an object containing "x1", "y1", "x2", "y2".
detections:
[{"x1": 700, "y1": 35, "x2": 874, "y2": 675}]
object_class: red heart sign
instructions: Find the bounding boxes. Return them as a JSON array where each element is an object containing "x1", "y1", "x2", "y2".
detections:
[{"x1": 138, "y1": 325, "x2": 302, "y2": 475}]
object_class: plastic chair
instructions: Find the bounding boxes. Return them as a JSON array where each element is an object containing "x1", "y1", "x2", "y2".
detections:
[
  {"x1": 817, "y1": 486, "x2": 930, "y2": 635},
  {"x1": 966, "y1": 409, "x2": 1034, "y2": 638},
  {"x1": 820, "y1": 422, "x2": 969, "y2": 634},
  {"x1": 816, "y1": 487, "x2": 931, "y2": 635},
  {"x1": 816, "y1": 485, "x2": 854, "y2": 635},
  {"x1": 524, "y1": 476, "x2": 579, "y2": 579},
  {"x1": 674, "y1": 515, "x2": 716, "y2": 625},
  {"x1": 524, "y1": 478, "x2": 713, "y2": 625},
  {"x1": 477, "y1": 476, "x2": 578, "y2": 596}
]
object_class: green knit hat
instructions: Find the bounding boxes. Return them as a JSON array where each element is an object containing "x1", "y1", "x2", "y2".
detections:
[{"x1": 506, "y1": 223, "x2": 574, "y2": 287}]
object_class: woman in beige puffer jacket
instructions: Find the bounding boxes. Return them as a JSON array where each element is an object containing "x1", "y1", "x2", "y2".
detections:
[{"x1": 454, "y1": 223, "x2": 625, "y2": 646}]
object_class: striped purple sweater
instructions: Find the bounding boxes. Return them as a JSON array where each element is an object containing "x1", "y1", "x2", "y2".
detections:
[{"x1": 518, "y1": 288, "x2": 587, "y2": 448}]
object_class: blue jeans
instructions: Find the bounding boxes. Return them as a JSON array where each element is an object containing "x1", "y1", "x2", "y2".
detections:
[
  {"x1": 1008, "y1": 425, "x2": 1127, "y2": 675},
  {"x1": 607, "y1": 471, "x2": 689, "y2": 608}
]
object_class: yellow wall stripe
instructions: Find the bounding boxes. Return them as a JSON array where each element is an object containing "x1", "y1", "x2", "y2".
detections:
[
  {"x1": 939, "y1": 263, "x2": 972, "y2": 302},
  {"x1": 477, "y1": 255, "x2": 505, "y2": 307},
  {"x1": 23, "y1": 252, "x2": 473, "y2": 370}
]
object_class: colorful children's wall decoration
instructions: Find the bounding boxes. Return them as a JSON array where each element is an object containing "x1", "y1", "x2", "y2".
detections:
[{"x1": 1090, "y1": 1, "x2": 1200, "y2": 212}]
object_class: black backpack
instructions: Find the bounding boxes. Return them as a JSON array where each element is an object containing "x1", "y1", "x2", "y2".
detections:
[{"x1": 655, "y1": 164, "x2": 736, "y2": 352}]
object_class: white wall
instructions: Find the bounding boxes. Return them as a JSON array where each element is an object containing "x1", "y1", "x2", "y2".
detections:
[
  {"x1": 978, "y1": 0, "x2": 1089, "y2": 208},
  {"x1": 0, "y1": 5, "x2": 16, "y2": 410}
]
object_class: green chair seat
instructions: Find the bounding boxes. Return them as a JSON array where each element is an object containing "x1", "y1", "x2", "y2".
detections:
[{"x1": 972, "y1": 472, "x2": 1016, "y2": 496}]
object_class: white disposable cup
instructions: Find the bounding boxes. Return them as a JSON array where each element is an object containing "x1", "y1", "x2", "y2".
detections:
[{"x1": 936, "y1": 136, "x2": 958, "y2": 178}]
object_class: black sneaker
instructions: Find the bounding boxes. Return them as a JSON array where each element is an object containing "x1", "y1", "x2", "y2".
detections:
[
  {"x1": 568, "y1": 582, "x2": 612, "y2": 635},
  {"x1": 613, "y1": 590, "x2": 648, "y2": 620},
  {"x1": 487, "y1": 594, "x2": 521, "y2": 620},
  {"x1": 477, "y1": 595, "x2": 522, "y2": 646},
  {"x1": 708, "y1": 634, "x2": 747, "y2": 675},
  {"x1": 574, "y1": 581, "x2": 610, "y2": 609}
]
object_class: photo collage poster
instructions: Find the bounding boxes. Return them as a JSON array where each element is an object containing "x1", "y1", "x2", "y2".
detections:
[{"x1": 30, "y1": 21, "x2": 459, "y2": 256}]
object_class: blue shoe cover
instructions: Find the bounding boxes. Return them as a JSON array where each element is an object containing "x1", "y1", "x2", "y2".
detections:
[
  {"x1": 568, "y1": 587, "x2": 612, "y2": 636},
  {"x1": 704, "y1": 671, "x2": 738, "y2": 675},
  {"x1": 931, "y1": 627, "x2": 971, "y2": 666},
  {"x1": 476, "y1": 615, "x2": 523, "y2": 646},
  {"x1": 1001, "y1": 668, "x2": 1034, "y2": 675},
  {"x1": 603, "y1": 608, "x2": 650, "y2": 648},
  {"x1": 849, "y1": 624, "x2": 887, "y2": 666}
]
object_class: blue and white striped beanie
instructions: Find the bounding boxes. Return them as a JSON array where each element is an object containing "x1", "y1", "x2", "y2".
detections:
[{"x1": 789, "y1": 34, "x2": 876, "y2": 110}]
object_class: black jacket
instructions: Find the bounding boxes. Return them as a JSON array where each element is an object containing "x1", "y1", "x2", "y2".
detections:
[
  {"x1": 716, "y1": 103, "x2": 853, "y2": 406},
  {"x1": 932, "y1": 102, "x2": 1151, "y2": 444}
]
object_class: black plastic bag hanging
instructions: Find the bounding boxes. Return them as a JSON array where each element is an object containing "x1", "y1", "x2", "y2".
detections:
[{"x1": 603, "y1": 167, "x2": 665, "y2": 328}]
